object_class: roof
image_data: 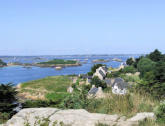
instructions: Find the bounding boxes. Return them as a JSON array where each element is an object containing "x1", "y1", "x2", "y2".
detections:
[
  {"x1": 113, "y1": 77, "x2": 124, "y2": 85},
  {"x1": 114, "y1": 82, "x2": 128, "y2": 90},
  {"x1": 88, "y1": 87, "x2": 98, "y2": 95},
  {"x1": 98, "y1": 70, "x2": 106, "y2": 77},
  {"x1": 81, "y1": 74, "x2": 92, "y2": 79}
]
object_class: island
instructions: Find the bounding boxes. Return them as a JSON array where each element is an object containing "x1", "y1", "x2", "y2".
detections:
[
  {"x1": 6, "y1": 59, "x2": 81, "y2": 68},
  {"x1": 112, "y1": 58, "x2": 122, "y2": 62},
  {"x1": 92, "y1": 59, "x2": 109, "y2": 63},
  {"x1": 0, "y1": 59, "x2": 7, "y2": 67},
  {"x1": 36, "y1": 59, "x2": 81, "y2": 68}
]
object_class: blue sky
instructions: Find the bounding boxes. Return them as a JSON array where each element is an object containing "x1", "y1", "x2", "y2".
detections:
[{"x1": 0, "y1": 0, "x2": 165, "y2": 55}]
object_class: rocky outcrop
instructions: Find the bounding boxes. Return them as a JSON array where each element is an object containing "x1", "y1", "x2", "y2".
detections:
[{"x1": 2, "y1": 108, "x2": 155, "y2": 126}]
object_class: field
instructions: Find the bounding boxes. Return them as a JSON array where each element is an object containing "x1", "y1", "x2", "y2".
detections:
[{"x1": 19, "y1": 76, "x2": 72, "y2": 101}]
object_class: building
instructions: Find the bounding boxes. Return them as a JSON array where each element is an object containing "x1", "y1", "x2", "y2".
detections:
[
  {"x1": 105, "y1": 77, "x2": 128, "y2": 95},
  {"x1": 88, "y1": 85, "x2": 104, "y2": 98},
  {"x1": 112, "y1": 81, "x2": 128, "y2": 95},
  {"x1": 93, "y1": 66, "x2": 108, "y2": 80}
]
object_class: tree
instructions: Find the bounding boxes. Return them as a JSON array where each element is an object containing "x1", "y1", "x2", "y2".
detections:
[
  {"x1": 0, "y1": 59, "x2": 7, "y2": 66},
  {"x1": 137, "y1": 58, "x2": 156, "y2": 77},
  {"x1": 148, "y1": 49, "x2": 164, "y2": 62},
  {"x1": 0, "y1": 84, "x2": 17, "y2": 112},
  {"x1": 126, "y1": 58, "x2": 134, "y2": 66},
  {"x1": 91, "y1": 64, "x2": 104, "y2": 74},
  {"x1": 91, "y1": 76, "x2": 107, "y2": 89},
  {"x1": 133, "y1": 56, "x2": 144, "y2": 68},
  {"x1": 154, "y1": 61, "x2": 165, "y2": 82}
]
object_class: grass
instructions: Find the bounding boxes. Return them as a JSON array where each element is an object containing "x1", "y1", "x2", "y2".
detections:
[
  {"x1": 120, "y1": 74, "x2": 141, "y2": 83},
  {"x1": 20, "y1": 76, "x2": 72, "y2": 100},
  {"x1": 87, "y1": 89, "x2": 159, "y2": 118},
  {"x1": 138, "y1": 119, "x2": 165, "y2": 126},
  {"x1": 38, "y1": 59, "x2": 77, "y2": 65}
]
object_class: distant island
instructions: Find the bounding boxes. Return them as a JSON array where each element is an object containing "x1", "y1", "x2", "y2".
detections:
[
  {"x1": 92, "y1": 59, "x2": 109, "y2": 63},
  {"x1": 7, "y1": 59, "x2": 81, "y2": 68}
]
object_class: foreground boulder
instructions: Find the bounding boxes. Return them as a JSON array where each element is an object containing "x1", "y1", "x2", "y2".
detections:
[{"x1": 2, "y1": 108, "x2": 155, "y2": 126}]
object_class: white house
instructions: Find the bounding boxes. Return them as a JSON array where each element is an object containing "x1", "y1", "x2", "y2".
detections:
[
  {"x1": 105, "y1": 77, "x2": 128, "y2": 95},
  {"x1": 93, "y1": 66, "x2": 108, "y2": 80},
  {"x1": 112, "y1": 82, "x2": 127, "y2": 95}
]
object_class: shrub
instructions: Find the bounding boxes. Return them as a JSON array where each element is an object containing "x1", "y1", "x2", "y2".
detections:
[
  {"x1": 60, "y1": 93, "x2": 86, "y2": 109},
  {"x1": 22, "y1": 100, "x2": 57, "y2": 108},
  {"x1": 122, "y1": 66, "x2": 137, "y2": 74},
  {"x1": 91, "y1": 76, "x2": 107, "y2": 89},
  {"x1": 0, "y1": 112, "x2": 10, "y2": 124},
  {"x1": 154, "y1": 100, "x2": 165, "y2": 123}
]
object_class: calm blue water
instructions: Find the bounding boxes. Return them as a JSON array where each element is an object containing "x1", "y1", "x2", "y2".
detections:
[{"x1": 0, "y1": 55, "x2": 140, "y2": 85}]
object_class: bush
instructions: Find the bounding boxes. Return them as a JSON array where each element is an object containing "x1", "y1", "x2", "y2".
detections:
[
  {"x1": 122, "y1": 66, "x2": 137, "y2": 74},
  {"x1": 0, "y1": 112, "x2": 10, "y2": 124},
  {"x1": 60, "y1": 93, "x2": 87, "y2": 109},
  {"x1": 154, "y1": 100, "x2": 165, "y2": 123},
  {"x1": 91, "y1": 76, "x2": 107, "y2": 89},
  {"x1": 22, "y1": 100, "x2": 57, "y2": 108}
]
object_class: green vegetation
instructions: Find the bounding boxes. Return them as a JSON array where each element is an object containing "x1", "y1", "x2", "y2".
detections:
[
  {"x1": 154, "y1": 100, "x2": 165, "y2": 123},
  {"x1": 138, "y1": 119, "x2": 162, "y2": 126},
  {"x1": 126, "y1": 57, "x2": 135, "y2": 66},
  {"x1": 0, "y1": 59, "x2": 7, "y2": 66},
  {"x1": 124, "y1": 49, "x2": 165, "y2": 124},
  {"x1": 20, "y1": 76, "x2": 71, "y2": 103},
  {"x1": 121, "y1": 66, "x2": 137, "y2": 74},
  {"x1": 91, "y1": 76, "x2": 107, "y2": 89},
  {"x1": 0, "y1": 84, "x2": 17, "y2": 124},
  {"x1": 38, "y1": 59, "x2": 77, "y2": 65},
  {"x1": 86, "y1": 90, "x2": 158, "y2": 117},
  {"x1": 21, "y1": 76, "x2": 71, "y2": 92}
]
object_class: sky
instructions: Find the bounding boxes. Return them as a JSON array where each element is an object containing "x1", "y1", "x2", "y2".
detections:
[{"x1": 0, "y1": 0, "x2": 165, "y2": 55}]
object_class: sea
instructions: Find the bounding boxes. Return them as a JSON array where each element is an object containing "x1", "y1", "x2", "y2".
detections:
[{"x1": 0, "y1": 55, "x2": 140, "y2": 85}]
